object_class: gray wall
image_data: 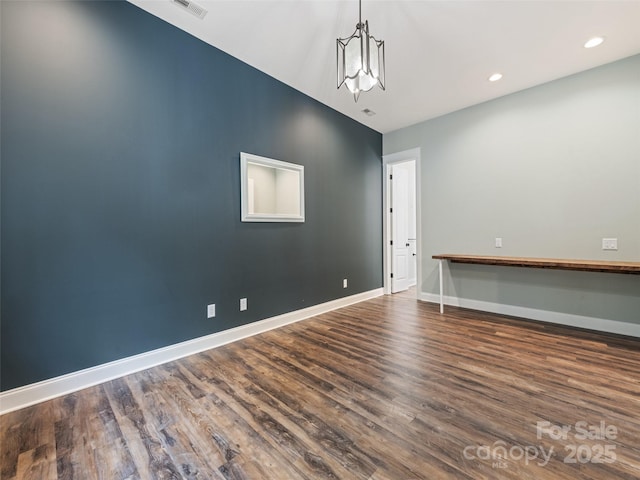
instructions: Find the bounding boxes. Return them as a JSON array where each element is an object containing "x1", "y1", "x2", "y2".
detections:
[
  {"x1": 1, "y1": 0, "x2": 382, "y2": 390},
  {"x1": 384, "y1": 55, "x2": 640, "y2": 324}
]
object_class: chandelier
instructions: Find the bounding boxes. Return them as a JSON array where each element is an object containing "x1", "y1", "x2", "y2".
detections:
[{"x1": 336, "y1": 0, "x2": 386, "y2": 102}]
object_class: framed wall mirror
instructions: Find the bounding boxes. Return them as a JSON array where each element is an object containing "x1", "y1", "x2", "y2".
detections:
[{"x1": 240, "y1": 152, "x2": 305, "y2": 222}]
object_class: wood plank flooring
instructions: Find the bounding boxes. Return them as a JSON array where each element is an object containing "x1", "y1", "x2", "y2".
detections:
[{"x1": 2, "y1": 292, "x2": 640, "y2": 479}]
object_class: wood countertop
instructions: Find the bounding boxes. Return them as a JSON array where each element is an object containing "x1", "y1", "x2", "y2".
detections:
[{"x1": 432, "y1": 254, "x2": 640, "y2": 275}]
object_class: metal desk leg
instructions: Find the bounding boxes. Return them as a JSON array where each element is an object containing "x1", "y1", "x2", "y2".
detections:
[{"x1": 439, "y1": 259, "x2": 444, "y2": 313}]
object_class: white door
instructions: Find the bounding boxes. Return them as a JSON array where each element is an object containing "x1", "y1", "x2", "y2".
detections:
[
  {"x1": 391, "y1": 164, "x2": 410, "y2": 293},
  {"x1": 383, "y1": 148, "x2": 420, "y2": 297}
]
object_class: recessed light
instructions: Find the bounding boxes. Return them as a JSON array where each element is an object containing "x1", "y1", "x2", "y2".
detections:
[
  {"x1": 488, "y1": 73, "x2": 503, "y2": 82},
  {"x1": 584, "y1": 36, "x2": 605, "y2": 49}
]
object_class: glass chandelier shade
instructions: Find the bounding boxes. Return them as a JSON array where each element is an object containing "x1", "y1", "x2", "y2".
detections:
[{"x1": 337, "y1": 1, "x2": 385, "y2": 102}]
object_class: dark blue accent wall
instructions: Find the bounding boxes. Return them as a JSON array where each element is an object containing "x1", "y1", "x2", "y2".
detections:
[{"x1": 0, "y1": 0, "x2": 382, "y2": 390}]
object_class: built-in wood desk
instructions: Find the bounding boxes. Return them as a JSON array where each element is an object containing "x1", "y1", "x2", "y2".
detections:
[{"x1": 432, "y1": 254, "x2": 640, "y2": 313}]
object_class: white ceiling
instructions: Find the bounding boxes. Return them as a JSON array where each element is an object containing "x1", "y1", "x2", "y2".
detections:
[{"x1": 128, "y1": 0, "x2": 640, "y2": 133}]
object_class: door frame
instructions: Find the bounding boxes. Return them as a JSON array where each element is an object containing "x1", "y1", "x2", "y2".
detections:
[{"x1": 382, "y1": 148, "x2": 421, "y2": 296}]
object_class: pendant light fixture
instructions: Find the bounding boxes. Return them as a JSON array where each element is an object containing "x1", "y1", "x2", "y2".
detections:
[{"x1": 336, "y1": 0, "x2": 385, "y2": 102}]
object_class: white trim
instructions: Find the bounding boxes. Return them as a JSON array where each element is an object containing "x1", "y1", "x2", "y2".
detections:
[
  {"x1": 0, "y1": 288, "x2": 383, "y2": 415},
  {"x1": 382, "y1": 148, "x2": 421, "y2": 297},
  {"x1": 420, "y1": 292, "x2": 640, "y2": 338}
]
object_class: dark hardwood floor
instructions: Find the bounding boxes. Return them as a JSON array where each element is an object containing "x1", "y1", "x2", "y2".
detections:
[{"x1": 2, "y1": 291, "x2": 640, "y2": 479}]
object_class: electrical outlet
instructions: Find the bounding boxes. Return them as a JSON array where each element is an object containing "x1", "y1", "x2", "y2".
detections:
[
  {"x1": 207, "y1": 304, "x2": 216, "y2": 318},
  {"x1": 602, "y1": 238, "x2": 618, "y2": 251},
  {"x1": 240, "y1": 298, "x2": 247, "y2": 311},
  {"x1": 343, "y1": 278, "x2": 348, "y2": 288},
  {"x1": 495, "y1": 237, "x2": 503, "y2": 248}
]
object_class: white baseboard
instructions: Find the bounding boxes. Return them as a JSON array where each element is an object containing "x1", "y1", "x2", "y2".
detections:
[
  {"x1": 0, "y1": 288, "x2": 383, "y2": 415},
  {"x1": 420, "y1": 292, "x2": 640, "y2": 338}
]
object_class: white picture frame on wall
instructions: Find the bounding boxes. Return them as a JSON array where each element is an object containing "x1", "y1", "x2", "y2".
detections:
[{"x1": 240, "y1": 152, "x2": 305, "y2": 222}]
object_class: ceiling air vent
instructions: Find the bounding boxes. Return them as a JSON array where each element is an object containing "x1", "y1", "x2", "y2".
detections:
[{"x1": 172, "y1": 0, "x2": 208, "y2": 19}]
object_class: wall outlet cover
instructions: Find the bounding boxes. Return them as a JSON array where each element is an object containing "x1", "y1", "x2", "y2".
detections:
[
  {"x1": 602, "y1": 238, "x2": 618, "y2": 251},
  {"x1": 495, "y1": 237, "x2": 503, "y2": 248},
  {"x1": 343, "y1": 279, "x2": 348, "y2": 288},
  {"x1": 240, "y1": 298, "x2": 247, "y2": 311},
  {"x1": 207, "y1": 304, "x2": 216, "y2": 318}
]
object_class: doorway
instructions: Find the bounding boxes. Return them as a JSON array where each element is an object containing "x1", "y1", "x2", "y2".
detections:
[{"x1": 383, "y1": 148, "x2": 421, "y2": 296}]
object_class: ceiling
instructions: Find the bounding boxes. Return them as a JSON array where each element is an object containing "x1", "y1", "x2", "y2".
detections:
[{"x1": 128, "y1": 0, "x2": 640, "y2": 133}]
